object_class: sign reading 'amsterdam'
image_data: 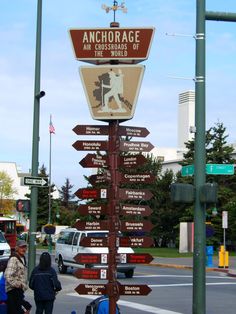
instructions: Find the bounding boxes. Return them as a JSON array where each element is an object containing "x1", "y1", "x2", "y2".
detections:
[
  {"x1": 69, "y1": 28, "x2": 155, "y2": 63},
  {"x1": 121, "y1": 204, "x2": 153, "y2": 217}
]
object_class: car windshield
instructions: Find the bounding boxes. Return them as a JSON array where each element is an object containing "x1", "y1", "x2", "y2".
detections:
[
  {"x1": 87, "y1": 232, "x2": 108, "y2": 237},
  {"x1": 0, "y1": 231, "x2": 6, "y2": 243}
]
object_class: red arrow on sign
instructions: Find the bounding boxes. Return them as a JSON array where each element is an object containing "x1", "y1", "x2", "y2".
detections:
[
  {"x1": 79, "y1": 154, "x2": 108, "y2": 168},
  {"x1": 77, "y1": 204, "x2": 108, "y2": 216},
  {"x1": 118, "y1": 188, "x2": 153, "y2": 200},
  {"x1": 73, "y1": 125, "x2": 109, "y2": 135},
  {"x1": 72, "y1": 140, "x2": 108, "y2": 151},
  {"x1": 118, "y1": 253, "x2": 153, "y2": 264},
  {"x1": 74, "y1": 253, "x2": 108, "y2": 264},
  {"x1": 74, "y1": 220, "x2": 108, "y2": 231},
  {"x1": 120, "y1": 221, "x2": 154, "y2": 232},
  {"x1": 75, "y1": 188, "x2": 108, "y2": 200},
  {"x1": 118, "y1": 282, "x2": 152, "y2": 296},
  {"x1": 121, "y1": 204, "x2": 153, "y2": 217},
  {"x1": 74, "y1": 268, "x2": 108, "y2": 280},
  {"x1": 75, "y1": 284, "x2": 107, "y2": 295}
]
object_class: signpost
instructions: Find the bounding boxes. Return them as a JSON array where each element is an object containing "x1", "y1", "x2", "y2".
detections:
[
  {"x1": 74, "y1": 253, "x2": 108, "y2": 264},
  {"x1": 119, "y1": 154, "x2": 147, "y2": 168},
  {"x1": 74, "y1": 268, "x2": 108, "y2": 280},
  {"x1": 75, "y1": 188, "x2": 108, "y2": 200},
  {"x1": 118, "y1": 188, "x2": 153, "y2": 200},
  {"x1": 118, "y1": 253, "x2": 153, "y2": 264},
  {"x1": 88, "y1": 173, "x2": 110, "y2": 185},
  {"x1": 118, "y1": 283, "x2": 152, "y2": 296},
  {"x1": 74, "y1": 220, "x2": 108, "y2": 231},
  {"x1": 118, "y1": 126, "x2": 149, "y2": 137},
  {"x1": 120, "y1": 204, "x2": 152, "y2": 216},
  {"x1": 78, "y1": 204, "x2": 108, "y2": 216},
  {"x1": 182, "y1": 164, "x2": 235, "y2": 176},
  {"x1": 119, "y1": 173, "x2": 155, "y2": 184},
  {"x1": 73, "y1": 125, "x2": 109, "y2": 135},
  {"x1": 23, "y1": 176, "x2": 48, "y2": 187},
  {"x1": 75, "y1": 284, "x2": 106, "y2": 296},
  {"x1": 72, "y1": 140, "x2": 108, "y2": 151},
  {"x1": 79, "y1": 154, "x2": 108, "y2": 168},
  {"x1": 120, "y1": 221, "x2": 154, "y2": 232},
  {"x1": 120, "y1": 141, "x2": 154, "y2": 152},
  {"x1": 119, "y1": 236, "x2": 154, "y2": 248}
]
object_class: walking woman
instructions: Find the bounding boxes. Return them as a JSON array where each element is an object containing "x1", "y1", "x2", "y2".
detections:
[{"x1": 29, "y1": 252, "x2": 61, "y2": 314}]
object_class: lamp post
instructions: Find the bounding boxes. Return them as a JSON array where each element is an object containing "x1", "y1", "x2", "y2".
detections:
[{"x1": 28, "y1": 0, "x2": 44, "y2": 277}]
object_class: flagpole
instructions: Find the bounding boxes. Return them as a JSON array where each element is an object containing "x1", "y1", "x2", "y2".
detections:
[{"x1": 48, "y1": 114, "x2": 52, "y2": 253}]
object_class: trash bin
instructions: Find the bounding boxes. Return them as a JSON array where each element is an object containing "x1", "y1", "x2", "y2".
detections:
[
  {"x1": 206, "y1": 245, "x2": 214, "y2": 267},
  {"x1": 218, "y1": 245, "x2": 229, "y2": 268}
]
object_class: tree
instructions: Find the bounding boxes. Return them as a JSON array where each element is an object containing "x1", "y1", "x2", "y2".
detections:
[
  {"x1": 0, "y1": 171, "x2": 17, "y2": 215},
  {"x1": 59, "y1": 178, "x2": 75, "y2": 210}
]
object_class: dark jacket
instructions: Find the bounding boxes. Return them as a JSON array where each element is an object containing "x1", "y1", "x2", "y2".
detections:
[{"x1": 29, "y1": 266, "x2": 61, "y2": 301}]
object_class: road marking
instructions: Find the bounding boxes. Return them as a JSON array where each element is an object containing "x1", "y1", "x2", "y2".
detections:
[
  {"x1": 67, "y1": 293, "x2": 183, "y2": 314},
  {"x1": 135, "y1": 274, "x2": 233, "y2": 279},
  {"x1": 149, "y1": 282, "x2": 236, "y2": 288}
]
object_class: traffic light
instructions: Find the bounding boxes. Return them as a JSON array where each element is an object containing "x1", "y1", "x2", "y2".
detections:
[
  {"x1": 16, "y1": 199, "x2": 30, "y2": 213},
  {"x1": 170, "y1": 183, "x2": 195, "y2": 203},
  {"x1": 200, "y1": 183, "x2": 218, "y2": 203}
]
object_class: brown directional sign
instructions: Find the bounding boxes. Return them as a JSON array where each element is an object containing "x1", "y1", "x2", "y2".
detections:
[
  {"x1": 75, "y1": 284, "x2": 107, "y2": 295},
  {"x1": 69, "y1": 28, "x2": 155, "y2": 63},
  {"x1": 120, "y1": 221, "x2": 154, "y2": 232},
  {"x1": 72, "y1": 140, "x2": 108, "y2": 151},
  {"x1": 118, "y1": 253, "x2": 153, "y2": 264},
  {"x1": 119, "y1": 236, "x2": 154, "y2": 248},
  {"x1": 119, "y1": 188, "x2": 153, "y2": 200},
  {"x1": 78, "y1": 204, "x2": 108, "y2": 216},
  {"x1": 118, "y1": 283, "x2": 152, "y2": 296},
  {"x1": 121, "y1": 204, "x2": 153, "y2": 217},
  {"x1": 88, "y1": 173, "x2": 110, "y2": 186},
  {"x1": 79, "y1": 154, "x2": 108, "y2": 168},
  {"x1": 73, "y1": 125, "x2": 109, "y2": 135},
  {"x1": 118, "y1": 126, "x2": 149, "y2": 138},
  {"x1": 119, "y1": 154, "x2": 147, "y2": 168},
  {"x1": 75, "y1": 188, "x2": 108, "y2": 199},
  {"x1": 74, "y1": 253, "x2": 108, "y2": 264},
  {"x1": 80, "y1": 237, "x2": 108, "y2": 248},
  {"x1": 120, "y1": 141, "x2": 154, "y2": 152},
  {"x1": 74, "y1": 268, "x2": 108, "y2": 280},
  {"x1": 74, "y1": 220, "x2": 108, "y2": 231},
  {"x1": 119, "y1": 173, "x2": 155, "y2": 184}
]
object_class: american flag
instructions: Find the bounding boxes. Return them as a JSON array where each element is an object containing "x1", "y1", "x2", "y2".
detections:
[{"x1": 49, "y1": 116, "x2": 55, "y2": 134}]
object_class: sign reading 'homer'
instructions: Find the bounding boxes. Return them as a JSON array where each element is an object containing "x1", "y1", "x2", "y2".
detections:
[{"x1": 80, "y1": 65, "x2": 145, "y2": 121}]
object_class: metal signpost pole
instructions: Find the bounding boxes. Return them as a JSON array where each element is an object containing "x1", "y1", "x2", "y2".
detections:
[{"x1": 28, "y1": 0, "x2": 43, "y2": 277}]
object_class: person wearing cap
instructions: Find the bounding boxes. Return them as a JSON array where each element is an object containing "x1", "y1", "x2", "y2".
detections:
[{"x1": 4, "y1": 240, "x2": 31, "y2": 314}]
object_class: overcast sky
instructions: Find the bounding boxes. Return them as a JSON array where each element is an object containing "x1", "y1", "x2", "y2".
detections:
[{"x1": 1, "y1": 0, "x2": 236, "y2": 191}]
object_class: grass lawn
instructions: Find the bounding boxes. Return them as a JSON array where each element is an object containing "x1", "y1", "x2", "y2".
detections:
[{"x1": 133, "y1": 247, "x2": 193, "y2": 258}]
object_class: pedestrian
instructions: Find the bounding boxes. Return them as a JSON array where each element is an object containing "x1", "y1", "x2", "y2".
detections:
[
  {"x1": 29, "y1": 252, "x2": 61, "y2": 314},
  {"x1": 4, "y1": 240, "x2": 31, "y2": 314}
]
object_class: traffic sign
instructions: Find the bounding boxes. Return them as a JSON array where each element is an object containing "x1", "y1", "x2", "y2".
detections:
[
  {"x1": 73, "y1": 125, "x2": 109, "y2": 135},
  {"x1": 74, "y1": 268, "x2": 108, "y2": 280},
  {"x1": 75, "y1": 188, "x2": 108, "y2": 199},
  {"x1": 120, "y1": 221, "x2": 154, "y2": 232},
  {"x1": 75, "y1": 284, "x2": 106, "y2": 295},
  {"x1": 206, "y1": 164, "x2": 234, "y2": 175},
  {"x1": 118, "y1": 188, "x2": 153, "y2": 200},
  {"x1": 118, "y1": 126, "x2": 149, "y2": 137},
  {"x1": 119, "y1": 173, "x2": 155, "y2": 184},
  {"x1": 23, "y1": 176, "x2": 48, "y2": 187},
  {"x1": 69, "y1": 28, "x2": 155, "y2": 63},
  {"x1": 74, "y1": 220, "x2": 108, "y2": 231},
  {"x1": 74, "y1": 253, "x2": 108, "y2": 264},
  {"x1": 79, "y1": 154, "x2": 108, "y2": 168},
  {"x1": 120, "y1": 141, "x2": 154, "y2": 152},
  {"x1": 118, "y1": 283, "x2": 152, "y2": 296},
  {"x1": 88, "y1": 173, "x2": 110, "y2": 185},
  {"x1": 80, "y1": 65, "x2": 145, "y2": 121},
  {"x1": 118, "y1": 236, "x2": 154, "y2": 248},
  {"x1": 118, "y1": 253, "x2": 153, "y2": 264},
  {"x1": 181, "y1": 165, "x2": 194, "y2": 177},
  {"x1": 78, "y1": 204, "x2": 108, "y2": 216},
  {"x1": 80, "y1": 237, "x2": 108, "y2": 248},
  {"x1": 119, "y1": 154, "x2": 147, "y2": 168},
  {"x1": 121, "y1": 204, "x2": 153, "y2": 217},
  {"x1": 72, "y1": 140, "x2": 108, "y2": 151}
]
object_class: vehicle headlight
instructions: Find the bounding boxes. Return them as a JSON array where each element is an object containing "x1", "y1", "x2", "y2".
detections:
[{"x1": 4, "y1": 249, "x2": 11, "y2": 255}]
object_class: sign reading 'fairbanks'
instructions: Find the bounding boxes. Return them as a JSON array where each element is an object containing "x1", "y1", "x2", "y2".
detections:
[
  {"x1": 80, "y1": 65, "x2": 145, "y2": 121},
  {"x1": 69, "y1": 28, "x2": 155, "y2": 63}
]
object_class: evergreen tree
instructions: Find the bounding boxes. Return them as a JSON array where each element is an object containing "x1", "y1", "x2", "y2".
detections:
[{"x1": 59, "y1": 178, "x2": 75, "y2": 210}]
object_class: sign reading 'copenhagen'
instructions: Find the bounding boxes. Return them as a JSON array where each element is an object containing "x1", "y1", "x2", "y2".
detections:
[{"x1": 69, "y1": 28, "x2": 155, "y2": 63}]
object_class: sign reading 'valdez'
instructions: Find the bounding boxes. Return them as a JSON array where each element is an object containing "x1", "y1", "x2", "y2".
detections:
[{"x1": 69, "y1": 28, "x2": 155, "y2": 63}]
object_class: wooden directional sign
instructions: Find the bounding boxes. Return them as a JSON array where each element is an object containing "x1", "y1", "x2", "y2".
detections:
[
  {"x1": 72, "y1": 140, "x2": 108, "y2": 151},
  {"x1": 79, "y1": 154, "x2": 108, "y2": 168},
  {"x1": 78, "y1": 204, "x2": 108, "y2": 216},
  {"x1": 74, "y1": 268, "x2": 108, "y2": 280},
  {"x1": 118, "y1": 283, "x2": 152, "y2": 296},
  {"x1": 73, "y1": 125, "x2": 109, "y2": 135},
  {"x1": 119, "y1": 154, "x2": 147, "y2": 168},
  {"x1": 75, "y1": 188, "x2": 108, "y2": 199},
  {"x1": 119, "y1": 236, "x2": 154, "y2": 248},
  {"x1": 120, "y1": 221, "x2": 154, "y2": 232},
  {"x1": 121, "y1": 204, "x2": 153, "y2": 217},
  {"x1": 75, "y1": 284, "x2": 106, "y2": 296},
  {"x1": 88, "y1": 173, "x2": 110, "y2": 186},
  {"x1": 69, "y1": 28, "x2": 155, "y2": 63},
  {"x1": 120, "y1": 141, "x2": 154, "y2": 152},
  {"x1": 118, "y1": 126, "x2": 149, "y2": 138},
  {"x1": 119, "y1": 173, "x2": 155, "y2": 184},
  {"x1": 74, "y1": 253, "x2": 108, "y2": 264},
  {"x1": 74, "y1": 220, "x2": 108, "y2": 231},
  {"x1": 118, "y1": 253, "x2": 153, "y2": 264},
  {"x1": 119, "y1": 188, "x2": 153, "y2": 201},
  {"x1": 80, "y1": 237, "x2": 108, "y2": 248},
  {"x1": 23, "y1": 176, "x2": 48, "y2": 187}
]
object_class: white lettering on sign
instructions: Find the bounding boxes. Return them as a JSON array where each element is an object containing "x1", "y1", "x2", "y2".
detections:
[{"x1": 82, "y1": 30, "x2": 140, "y2": 44}]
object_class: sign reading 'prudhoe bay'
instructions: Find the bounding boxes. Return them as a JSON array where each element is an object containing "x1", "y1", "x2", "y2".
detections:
[{"x1": 69, "y1": 28, "x2": 155, "y2": 64}]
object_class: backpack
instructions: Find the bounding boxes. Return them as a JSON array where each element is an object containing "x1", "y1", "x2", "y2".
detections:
[
  {"x1": 0, "y1": 272, "x2": 7, "y2": 302},
  {"x1": 85, "y1": 296, "x2": 120, "y2": 314}
]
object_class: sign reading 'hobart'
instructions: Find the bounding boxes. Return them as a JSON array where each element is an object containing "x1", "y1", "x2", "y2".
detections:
[{"x1": 69, "y1": 28, "x2": 155, "y2": 63}]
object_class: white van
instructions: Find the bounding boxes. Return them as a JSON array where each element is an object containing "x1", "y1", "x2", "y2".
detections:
[
  {"x1": 0, "y1": 231, "x2": 11, "y2": 265},
  {"x1": 55, "y1": 228, "x2": 135, "y2": 278}
]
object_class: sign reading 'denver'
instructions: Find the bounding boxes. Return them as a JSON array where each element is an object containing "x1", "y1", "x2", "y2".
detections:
[
  {"x1": 69, "y1": 28, "x2": 155, "y2": 63},
  {"x1": 80, "y1": 65, "x2": 144, "y2": 121}
]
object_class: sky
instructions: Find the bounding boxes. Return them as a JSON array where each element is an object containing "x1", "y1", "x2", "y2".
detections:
[{"x1": 1, "y1": 0, "x2": 236, "y2": 192}]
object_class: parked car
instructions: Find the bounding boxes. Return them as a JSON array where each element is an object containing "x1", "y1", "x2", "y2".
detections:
[
  {"x1": 55, "y1": 228, "x2": 135, "y2": 278},
  {"x1": 0, "y1": 231, "x2": 11, "y2": 268}
]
